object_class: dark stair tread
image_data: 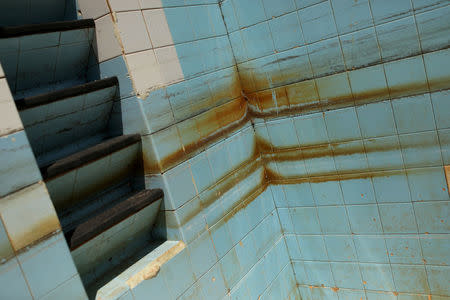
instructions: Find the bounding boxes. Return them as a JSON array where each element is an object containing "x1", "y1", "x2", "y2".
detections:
[
  {"x1": 69, "y1": 189, "x2": 164, "y2": 250},
  {"x1": 16, "y1": 77, "x2": 118, "y2": 110},
  {"x1": 42, "y1": 134, "x2": 141, "y2": 180},
  {"x1": 0, "y1": 19, "x2": 95, "y2": 38}
]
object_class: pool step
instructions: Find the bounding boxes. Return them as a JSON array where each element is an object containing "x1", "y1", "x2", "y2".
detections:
[
  {"x1": 17, "y1": 77, "x2": 119, "y2": 167},
  {"x1": 0, "y1": 19, "x2": 95, "y2": 98}
]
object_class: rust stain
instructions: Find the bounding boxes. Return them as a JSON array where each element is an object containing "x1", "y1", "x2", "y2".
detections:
[
  {"x1": 331, "y1": 287, "x2": 339, "y2": 292},
  {"x1": 444, "y1": 166, "x2": 450, "y2": 196}
]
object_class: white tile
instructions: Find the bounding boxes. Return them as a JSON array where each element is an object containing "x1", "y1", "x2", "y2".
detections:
[
  {"x1": 94, "y1": 14, "x2": 122, "y2": 62},
  {"x1": 142, "y1": 9, "x2": 173, "y2": 47},
  {"x1": 126, "y1": 50, "x2": 163, "y2": 97},
  {"x1": 0, "y1": 64, "x2": 4, "y2": 77},
  {"x1": 109, "y1": 0, "x2": 141, "y2": 11},
  {"x1": 0, "y1": 78, "x2": 13, "y2": 103},
  {"x1": 0, "y1": 182, "x2": 60, "y2": 251},
  {"x1": 116, "y1": 11, "x2": 152, "y2": 53},
  {"x1": 77, "y1": 0, "x2": 109, "y2": 19},
  {"x1": 155, "y1": 46, "x2": 184, "y2": 85},
  {"x1": 139, "y1": 0, "x2": 163, "y2": 8},
  {"x1": 0, "y1": 98, "x2": 23, "y2": 136}
]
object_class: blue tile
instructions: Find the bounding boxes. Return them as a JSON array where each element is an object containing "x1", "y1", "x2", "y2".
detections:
[
  {"x1": 341, "y1": 178, "x2": 376, "y2": 205},
  {"x1": 421, "y1": 234, "x2": 450, "y2": 265},
  {"x1": 266, "y1": 118, "x2": 299, "y2": 149},
  {"x1": 439, "y1": 129, "x2": 450, "y2": 164},
  {"x1": 99, "y1": 56, "x2": 133, "y2": 98},
  {"x1": 229, "y1": 31, "x2": 247, "y2": 63},
  {"x1": 0, "y1": 259, "x2": 32, "y2": 300},
  {"x1": 399, "y1": 131, "x2": 442, "y2": 168},
  {"x1": 348, "y1": 64, "x2": 389, "y2": 103},
  {"x1": 333, "y1": 140, "x2": 369, "y2": 173},
  {"x1": 0, "y1": 219, "x2": 13, "y2": 262},
  {"x1": 324, "y1": 235, "x2": 357, "y2": 261},
  {"x1": 278, "y1": 208, "x2": 295, "y2": 233},
  {"x1": 16, "y1": 47, "x2": 58, "y2": 91},
  {"x1": 230, "y1": 280, "x2": 250, "y2": 300},
  {"x1": 372, "y1": 172, "x2": 411, "y2": 203},
  {"x1": 416, "y1": 5, "x2": 450, "y2": 52},
  {"x1": 292, "y1": 261, "x2": 309, "y2": 285},
  {"x1": 298, "y1": 1, "x2": 337, "y2": 43},
  {"x1": 18, "y1": 235, "x2": 77, "y2": 299},
  {"x1": 393, "y1": 94, "x2": 436, "y2": 134},
  {"x1": 55, "y1": 42, "x2": 90, "y2": 81},
  {"x1": 263, "y1": 0, "x2": 296, "y2": 17},
  {"x1": 178, "y1": 280, "x2": 205, "y2": 300},
  {"x1": 426, "y1": 265, "x2": 450, "y2": 295},
  {"x1": 340, "y1": 27, "x2": 381, "y2": 69},
  {"x1": 290, "y1": 207, "x2": 322, "y2": 234},
  {"x1": 293, "y1": 112, "x2": 329, "y2": 146},
  {"x1": 369, "y1": 0, "x2": 413, "y2": 25},
  {"x1": 176, "y1": 41, "x2": 206, "y2": 79},
  {"x1": 246, "y1": 260, "x2": 269, "y2": 297},
  {"x1": 304, "y1": 150, "x2": 337, "y2": 176},
  {"x1": 424, "y1": 48, "x2": 450, "y2": 92},
  {"x1": 241, "y1": 22, "x2": 275, "y2": 60},
  {"x1": 209, "y1": 218, "x2": 233, "y2": 259},
  {"x1": 164, "y1": 6, "x2": 195, "y2": 43},
  {"x1": 165, "y1": 161, "x2": 197, "y2": 209},
  {"x1": 220, "y1": 247, "x2": 242, "y2": 289},
  {"x1": 190, "y1": 152, "x2": 214, "y2": 194},
  {"x1": 384, "y1": 56, "x2": 428, "y2": 98},
  {"x1": 364, "y1": 136, "x2": 404, "y2": 171},
  {"x1": 283, "y1": 183, "x2": 315, "y2": 207},
  {"x1": 354, "y1": 235, "x2": 389, "y2": 263},
  {"x1": 269, "y1": 12, "x2": 304, "y2": 52},
  {"x1": 376, "y1": 16, "x2": 421, "y2": 61},
  {"x1": 207, "y1": 141, "x2": 232, "y2": 182},
  {"x1": 227, "y1": 209, "x2": 251, "y2": 245},
  {"x1": 330, "y1": 262, "x2": 363, "y2": 289},
  {"x1": 324, "y1": 107, "x2": 361, "y2": 142},
  {"x1": 198, "y1": 262, "x2": 228, "y2": 300},
  {"x1": 303, "y1": 261, "x2": 335, "y2": 287},
  {"x1": 414, "y1": 202, "x2": 449, "y2": 233},
  {"x1": 385, "y1": 237, "x2": 422, "y2": 264},
  {"x1": 356, "y1": 101, "x2": 396, "y2": 138},
  {"x1": 392, "y1": 264, "x2": 430, "y2": 294},
  {"x1": 338, "y1": 289, "x2": 366, "y2": 299},
  {"x1": 235, "y1": 233, "x2": 257, "y2": 274},
  {"x1": 411, "y1": 0, "x2": 449, "y2": 13},
  {"x1": 221, "y1": 0, "x2": 239, "y2": 32},
  {"x1": 359, "y1": 263, "x2": 396, "y2": 291},
  {"x1": 431, "y1": 90, "x2": 450, "y2": 129},
  {"x1": 161, "y1": 248, "x2": 196, "y2": 299},
  {"x1": 270, "y1": 185, "x2": 288, "y2": 207},
  {"x1": 331, "y1": 0, "x2": 373, "y2": 34},
  {"x1": 189, "y1": 231, "x2": 217, "y2": 278},
  {"x1": 366, "y1": 291, "x2": 396, "y2": 299},
  {"x1": 307, "y1": 37, "x2": 345, "y2": 77},
  {"x1": 40, "y1": 275, "x2": 88, "y2": 300},
  {"x1": 232, "y1": 0, "x2": 266, "y2": 28},
  {"x1": 379, "y1": 203, "x2": 418, "y2": 234},
  {"x1": 294, "y1": 0, "x2": 326, "y2": 9},
  {"x1": 310, "y1": 181, "x2": 343, "y2": 205},
  {"x1": 0, "y1": 131, "x2": 41, "y2": 197},
  {"x1": 407, "y1": 167, "x2": 449, "y2": 201},
  {"x1": 20, "y1": 32, "x2": 60, "y2": 51},
  {"x1": 285, "y1": 235, "x2": 302, "y2": 259},
  {"x1": 347, "y1": 204, "x2": 383, "y2": 234},
  {"x1": 297, "y1": 235, "x2": 328, "y2": 260}
]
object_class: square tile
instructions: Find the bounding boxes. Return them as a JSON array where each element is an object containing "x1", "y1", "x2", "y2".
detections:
[
  {"x1": 369, "y1": 0, "x2": 413, "y2": 25},
  {"x1": 293, "y1": 112, "x2": 329, "y2": 146},
  {"x1": 392, "y1": 264, "x2": 430, "y2": 294},
  {"x1": 40, "y1": 275, "x2": 87, "y2": 300},
  {"x1": 290, "y1": 207, "x2": 322, "y2": 234},
  {"x1": 269, "y1": 12, "x2": 304, "y2": 52},
  {"x1": 310, "y1": 181, "x2": 344, "y2": 205},
  {"x1": 431, "y1": 90, "x2": 450, "y2": 129},
  {"x1": 341, "y1": 178, "x2": 376, "y2": 205},
  {"x1": 407, "y1": 167, "x2": 449, "y2": 201},
  {"x1": 411, "y1": 0, "x2": 448, "y2": 13},
  {"x1": 426, "y1": 265, "x2": 450, "y2": 295},
  {"x1": 372, "y1": 172, "x2": 411, "y2": 203},
  {"x1": 385, "y1": 237, "x2": 422, "y2": 264},
  {"x1": 414, "y1": 201, "x2": 449, "y2": 233},
  {"x1": 298, "y1": 1, "x2": 337, "y2": 43},
  {"x1": 161, "y1": 248, "x2": 196, "y2": 299},
  {"x1": 0, "y1": 259, "x2": 32, "y2": 300},
  {"x1": 416, "y1": 5, "x2": 450, "y2": 52},
  {"x1": 324, "y1": 107, "x2": 361, "y2": 142},
  {"x1": 283, "y1": 183, "x2": 315, "y2": 207},
  {"x1": 209, "y1": 219, "x2": 233, "y2": 259},
  {"x1": 439, "y1": 129, "x2": 450, "y2": 164},
  {"x1": 164, "y1": 6, "x2": 196, "y2": 44},
  {"x1": 376, "y1": 16, "x2": 421, "y2": 61},
  {"x1": 331, "y1": 0, "x2": 373, "y2": 34},
  {"x1": 18, "y1": 235, "x2": 77, "y2": 299},
  {"x1": 392, "y1": 94, "x2": 435, "y2": 134},
  {"x1": 207, "y1": 141, "x2": 232, "y2": 182},
  {"x1": 364, "y1": 136, "x2": 404, "y2": 171},
  {"x1": 126, "y1": 50, "x2": 163, "y2": 95},
  {"x1": 333, "y1": 140, "x2": 369, "y2": 173},
  {"x1": 241, "y1": 22, "x2": 275, "y2": 60},
  {"x1": 232, "y1": 0, "x2": 266, "y2": 28},
  {"x1": 354, "y1": 235, "x2": 389, "y2": 263},
  {"x1": 379, "y1": 203, "x2": 417, "y2": 233},
  {"x1": 116, "y1": 11, "x2": 152, "y2": 53},
  {"x1": 0, "y1": 182, "x2": 59, "y2": 251},
  {"x1": 340, "y1": 27, "x2": 381, "y2": 69},
  {"x1": 359, "y1": 263, "x2": 396, "y2": 291},
  {"x1": 308, "y1": 37, "x2": 345, "y2": 77},
  {"x1": 318, "y1": 206, "x2": 351, "y2": 233},
  {"x1": 303, "y1": 261, "x2": 335, "y2": 287},
  {"x1": 165, "y1": 161, "x2": 197, "y2": 209},
  {"x1": 399, "y1": 131, "x2": 442, "y2": 168},
  {"x1": 221, "y1": 0, "x2": 239, "y2": 32},
  {"x1": 347, "y1": 204, "x2": 383, "y2": 233},
  {"x1": 384, "y1": 56, "x2": 428, "y2": 98},
  {"x1": 266, "y1": 118, "x2": 299, "y2": 149},
  {"x1": 357, "y1": 101, "x2": 396, "y2": 138},
  {"x1": 316, "y1": 72, "x2": 353, "y2": 110},
  {"x1": 262, "y1": 0, "x2": 296, "y2": 17},
  {"x1": 348, "y1": 64, "x2": 389, "y2": 103},
  {"x1": 324, "y1": 235, "x2": 357, "y2": 261},
  {"x1": 424, "y1": 48, "x2": 450, "y2": 91},
  {"x1": 155, "y1": 46, "x2": 184, "y2": 85},
  {"x1": 330, "y1": 262, "x2": 363, "y2": 289},
  {"x1": 188, "y1": 231, "x2": 217, "y2": 279},
  {"x1": 286, "y1": 79, "x2": 320, "y2": 113}
]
